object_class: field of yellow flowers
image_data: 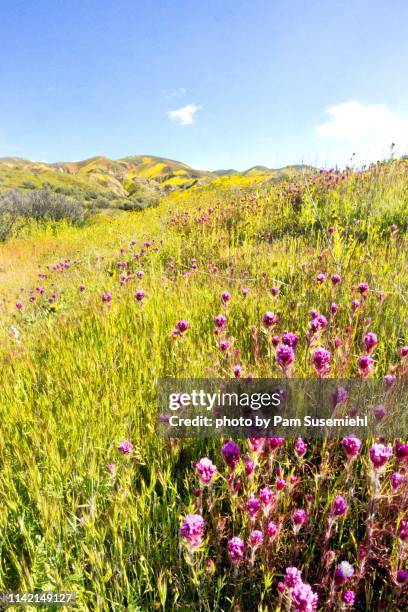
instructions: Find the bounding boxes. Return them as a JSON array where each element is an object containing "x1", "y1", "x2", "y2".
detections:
[{"x1": 0, "y1": 161, "x2": 407, "y2": 610}]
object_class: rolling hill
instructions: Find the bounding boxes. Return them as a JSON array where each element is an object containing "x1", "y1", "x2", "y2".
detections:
[{"x1": 0, "y1": 154, "x2": 314, "y2": 204}]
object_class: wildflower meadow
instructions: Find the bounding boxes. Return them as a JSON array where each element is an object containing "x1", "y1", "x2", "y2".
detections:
[{"x1": 0, "y1": 159, "x2": 407, "y2": 610}]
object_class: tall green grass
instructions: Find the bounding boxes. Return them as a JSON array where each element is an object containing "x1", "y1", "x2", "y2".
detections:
[{"x1": 0, "y1": 161, "x2": 407, "y2": 610}]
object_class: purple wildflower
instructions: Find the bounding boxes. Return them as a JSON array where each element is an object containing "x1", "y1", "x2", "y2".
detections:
[
  {"x1": 292, "y1": 509, "x2": 308, "y2": 534},
  {"x1": 351, "y1": 299, "x2": 360, "y2": 311},
  {"x1": 357, "y1": 354, "x2": 374, "y2": 377},
  {"x1": 276, "y1": 477, "x2": 286, "y2": 491},
  {"x1": 227, "y1": 537, "x2": 246, "y2": 564},
  {"x1": 295, "y1": 437, "x2": 308, "y2": 457},
  {"x1": 331, "y1": 495, "x2": 348, "y2": 517},
  {"x1": 369, "y1": 443, "x2": 393, "y2": 469},
  {"x1": 214, "y1": 314, "x2": 227, "y2": 328},
  {"x1": 180, "y1": 514, "x2": 205, "y2": 548},
  {"x1": 342, "y1": 590, "x2": 356, "y2": 606},
  {"x1": 390, "y1": 472, "x2": 405, "y2": 489},
  {"x1": 384, "y1": 374, "x2": 396, "y2": 389},
  {"x1": 334, "y1": 561, "x2": 354, "y2": 585},
  {"x1": 221, "y1": 441, "x2": 241, "y2": 470},
  {"x1": 373, "y1": 405, "x2": 387, "y2": 421},
  {"x1": 291, "y1": 581, "x2": 319, "y2": 611},
  {"x1": 330, "y1": 302, "x2": 339, "y2": 315},
  {"x1": 248, "y1": 529, "x2": 264, "y2": 548},
  {"x1": 276, "y1": 345, "x2": 295, "y2": 369},
  {"x1": 177, "y1": 319, "x2": 189, "y2": 333},
  {"x1": 395, "y1": 439, "x2": 408, "y2": 461},
  {"x1": 221, "y1": 291, "x2": 231, "y2": 304},
  {"x1": 263, "y1": 311, "x2": 278, "y2": 327},
  {"x1": 268, "y1": 437, "x2": 285, "y2": 451},
  {"x1": 284, "y1": 566, "x2": 303, "y2": 588},
  {"x1": 364, "y1": 332, "x2": 378, "y2": 354},
  {"x1": 282, "y1": 331, "x2": 299, "y2": 349},
  {"x1": 399, "y1": 520, "x2": 408, "y2": 541},
  {"x1": 267, "y1": 521, "x2": 278, "y2": 538},
  {"x1": 117, "y1": 440, "x2": 133, "y2": 454},
  {"x1": 247, "y1": 495, "x2": 261, "y2": 518},
  {"x1": 244, "y1": 455, "x2": 254, "y2": 476},
  {"x1": 342, "y1": 435, "x2": 362, "y2": 459},
  {"x1": 312, "y1": 347, "x2": 331, "y2": 377},
  {"x1": 195, "y1": 457, "x2": 217, "y2": 484},
  {"x1": 233, "y1": 364, "x2": 243, "y2": 379},
  {"x1": 134, "y1": 289, "x2": 145, "y2": 301},
  {"x1": 259, "y1": 486, "x2": 275, "y2": 509},
  {"x1": 396, "y1": 570, "x2": 408, "y2": 584},
  {"x1": 332, "y1": 386, "x2": 348, "y2": 408}
]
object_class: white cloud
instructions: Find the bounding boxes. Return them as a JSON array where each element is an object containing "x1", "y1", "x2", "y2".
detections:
[
  {"x1": 166, "y1": 103, "x2": 202, "y2": 126},
  {"x1": 316, "y1": 101, "x2": 408, "y2": 139},
  {"x1": 315, "y1": 101, "x2": 408, "y2": 165}
]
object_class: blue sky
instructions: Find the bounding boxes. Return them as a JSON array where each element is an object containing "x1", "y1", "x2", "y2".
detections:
[{"x1": 1, "y1": 0, "x2": 408, "y2": 170}]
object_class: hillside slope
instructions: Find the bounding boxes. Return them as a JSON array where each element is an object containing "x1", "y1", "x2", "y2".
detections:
[
  {"x1": 0, "y1": 155, "x2": 314, "y2": 203},
  {"x1": 0, "y1": 159, "x2": 407, "y2": 609}
]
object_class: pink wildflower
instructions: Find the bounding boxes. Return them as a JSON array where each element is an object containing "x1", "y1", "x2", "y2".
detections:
[
  {"x1": 276, "y1": 345, "x2": 295, "y2": 369},
  {"x1": 364, "y1": 332, "x2": 378, "y2": 353},
  {"x1": 195, "y1": 457, "x2": 217, "y2": 484},
  {"x1": 291, "y1": 581, "x2": 319, "y2": 611},
  {"x1": 342, "y1": 590, "x2": 356, "y2": 606},
  {"x1": 390, "y1": 472, "x2": 405, "y2": 489},
  {"x1": 117, "y1": 440, "x2": 133, "y2": 454},
  {"x1": 227, "y1": 536, "x2": 246, "y2": 564},
  {"x1": 357, "y1": 354, "x2": 374, "y2": 377},
  {"x1": 331, "y1": 495, "x2": 348, "y2": 517},
  {"x1": 292, "y1": 509, "x2": 308, "y2": 530},
  {"x1": 180, "y1": 514, "x2": 205, "y2": 548},
  {"x1": 294, "y1": 437, "x2": 307, "y2": 457},
  {"x1": 134, "y1": 289, "x2": 145, "y2": 301},
  {"x1": 312, "y1": 347, "x2": 331, "y2": 377},
  {"x1": 342, "y1": 435, "x2": 362, "y2": 459},
  {"x1": 334, "y1": 561, "x2": 354, "y2": 585},
  {"x1": 369, "y1": 443, "x2": 393, "y2": 469},
  {"x1": 177, "y1": 320, "x2": 189, "y2": 333},
  {"x1": 263, "y1": 311, "x2": 278, "y2": 327},
  {"x1": 248, "y1": 529, "x2": 263, "y2": 548},
  {"x1": 221, "y1": 441, "x2": 241, "y2": 470},
  {"x1": 214, "y1": 314, "x2": 227, "y2": 328},
  {"x1": 247, "y1": 495, "x2": 261, "y2": 518},
  {"x1": 221, "y1": 291, "x2": 231, "y2": 304},
  {"x1": 284, "y1": 566, "x2": 303, "y2": 588},
  {"x1": 267, "y1": 521, "x2": 278, "y2": 538}
]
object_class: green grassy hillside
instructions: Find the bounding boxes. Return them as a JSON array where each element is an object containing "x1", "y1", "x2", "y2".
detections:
[{"x1": 0, "y1": 158, "x2": 407, "y2": 610}]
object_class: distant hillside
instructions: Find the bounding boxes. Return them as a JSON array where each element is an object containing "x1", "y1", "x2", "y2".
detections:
[{"x1": 0, "y1": 155, "x2": 314, "y2": 204}]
